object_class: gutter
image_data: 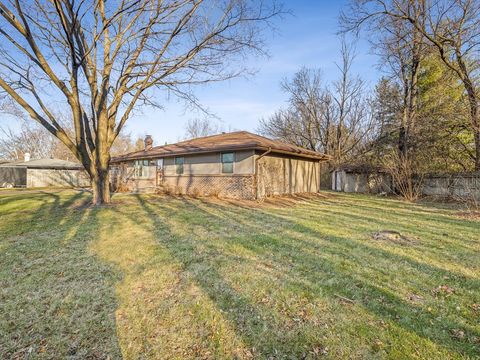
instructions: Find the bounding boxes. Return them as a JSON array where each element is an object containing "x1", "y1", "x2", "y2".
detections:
[
  {"x1": 254, "y1": 148, "x2": 272, "y2": 199},
  {"x1": 111, "y1": 145, "x2": 329, "y2": 163}
]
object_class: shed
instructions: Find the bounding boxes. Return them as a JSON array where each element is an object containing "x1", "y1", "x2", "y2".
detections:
[{"x1": 331, "y1": 165, "x2": 393, "y2": 194}]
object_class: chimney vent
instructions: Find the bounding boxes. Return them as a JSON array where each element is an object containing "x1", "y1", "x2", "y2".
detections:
[
  {"x1": 144, "y1": 135, "x2": 153, "y2": 151},
  {"x1": 24, "y1": 152, "x2": 31, "y2": 162}
]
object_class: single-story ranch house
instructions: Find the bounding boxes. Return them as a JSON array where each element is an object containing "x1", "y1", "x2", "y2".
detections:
[{"x1": 111, "y1": 131, "x2": 330, "y2": 199}]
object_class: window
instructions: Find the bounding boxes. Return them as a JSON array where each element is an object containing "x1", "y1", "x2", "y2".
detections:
[
  {"x1": 133, "y1": 159, "x2": 155, "y2": 178},
  {"x1": 133, "y1": 160, "x2": 144, "y2": 178},
  {"x1": 221, "y1": 152, "x2": 234, "y2": 173},
  {"x1": 175, "y1": 157, "x2": 184, "y2": 174}
]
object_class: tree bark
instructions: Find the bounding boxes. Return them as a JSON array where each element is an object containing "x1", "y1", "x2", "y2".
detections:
[
  {"x1": 464, "y1": 84, "x2": 480, "y2": 171},
  {"x1": 88, "y1": 141, "x2": 111, "y2": 205},
  {"x1": 474, "y1": 131, "x2": 480, "y2": 171},
  {"x1": 91, "y1": 167, "x2": 111, "y2": 205}
]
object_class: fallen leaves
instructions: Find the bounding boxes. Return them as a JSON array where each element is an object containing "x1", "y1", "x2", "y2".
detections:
[{"x1": 431, "y1": 285, "x2": 455, "y2": 298}]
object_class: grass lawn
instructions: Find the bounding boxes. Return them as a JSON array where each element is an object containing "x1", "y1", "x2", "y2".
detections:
[{"x1": 0, "y1": 189, "x2": 479, "y2": 359}]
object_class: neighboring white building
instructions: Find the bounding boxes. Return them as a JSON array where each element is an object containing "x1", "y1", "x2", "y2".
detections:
[
  {"x1": 331, "y1": 166, "x2": 392, "y2": 194},
  {"x1": 0, "y1": 158, "x2": 89, "y2": 188}
]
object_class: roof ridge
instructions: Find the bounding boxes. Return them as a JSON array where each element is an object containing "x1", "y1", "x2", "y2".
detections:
[{"x1": 179, "y1": 130, "x2": 249, "y2": 143}]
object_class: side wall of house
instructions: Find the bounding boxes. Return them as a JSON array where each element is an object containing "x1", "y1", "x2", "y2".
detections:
[
  {"x1": 113, "y1": 150, "x2": 324, "y2": 199},
  {"x1": 161, "y1": 150, "x2": 256, "y2": 199},
  {"x1": 110, "y1": 165, "x2": 157, "y2": 193},
  {"x1": 26, "y1": 168, "x2": 90, "y2": 188},
  {"x1": 256, "y1": 153, "x2": 321, "y2": 198},
  {"x1": 162, "y1": 150, "x2": 255, "y2": 175}
]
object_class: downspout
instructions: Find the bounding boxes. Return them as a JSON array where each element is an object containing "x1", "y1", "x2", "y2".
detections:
[
  {"x1": 254, "y1": 148, "x2": 272, "y2": 199},
  {"x1": 318, "y1": 160, "x2": 322, "y2": 192}
]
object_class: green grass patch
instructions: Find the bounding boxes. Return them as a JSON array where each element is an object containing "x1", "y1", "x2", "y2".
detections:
[{"x1": 0, "y1": 190, "x2": 479, "y2": 359}]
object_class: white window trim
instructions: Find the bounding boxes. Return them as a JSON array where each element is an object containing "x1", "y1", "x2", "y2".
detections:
[{"x1": 221, "y1": 152, "x2": 235, "y2": 174}]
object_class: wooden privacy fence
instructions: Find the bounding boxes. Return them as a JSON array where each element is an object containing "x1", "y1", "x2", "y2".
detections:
[
  {"x1": 332, "y1": 169, "x2": 480, "y2": 201},
  {"x1": 422, "y1": 173, "x2": 480, "y2": 201}
]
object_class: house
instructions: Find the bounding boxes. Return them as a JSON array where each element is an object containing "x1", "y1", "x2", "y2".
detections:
[
  {"x1": 111, "y1": 131, "x2": 330, "y2": 199},
  {"x1": 331, "y1": 165, "x2": 392, "y2": 193},
  {"x1": 0, "y1": 156, "x2": 89, "y2": 188}
]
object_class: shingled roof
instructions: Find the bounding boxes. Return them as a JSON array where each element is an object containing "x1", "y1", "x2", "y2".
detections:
[
  {"x1": 112, "y1": 131, "x2": 330, "y2": 162},
  {"x1": 0, "y1": 158, "x2": 83, "y2": 170}
]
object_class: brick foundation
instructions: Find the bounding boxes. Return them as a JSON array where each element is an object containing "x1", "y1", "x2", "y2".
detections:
[{"x1": 161, "y1": 174, "x2": 255, "y2": 199}]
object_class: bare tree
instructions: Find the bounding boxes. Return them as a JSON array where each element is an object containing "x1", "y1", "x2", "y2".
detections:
[
  {"x1": 184, "y1": 118, "x2": 222, "y2": 139},
  {"x1": 330, "y1": 40, "x2": 374, "y2": 165},
  {"x1": 0, "y1": 0, "x2": 280, "y2": 204},
  {"x1": 0, "y1": 116, "x2": 138, "y2": 160},
  {"x1": 342, "y1": 0, "x2": 480, "y2": 170},
  {"x1": 0, "y1": 120, "x2": 57, "y2": 160},
  {"x1": 259, "y1": 39, "x2": 374, "y2": 165}
]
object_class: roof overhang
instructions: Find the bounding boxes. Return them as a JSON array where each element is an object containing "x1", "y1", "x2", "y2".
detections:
[{"x1": 111, "y1": 145, "x2": 331, "y2": 163}]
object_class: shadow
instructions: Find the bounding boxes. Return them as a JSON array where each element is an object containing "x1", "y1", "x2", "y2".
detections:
[
  {"x1": 0, "y1": 190, "x2": 122, "y2": 358},
  {"x1": 121, "y1": 194, "x2": 479, "y2": 358},
  {"x1": 5, "y1": 190, "x2": 477, "y2": 358}
]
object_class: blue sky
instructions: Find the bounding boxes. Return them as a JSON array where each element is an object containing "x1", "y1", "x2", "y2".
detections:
[
  {"x1": 127, "y1": 0, "x2": 380, "y2": 145},
  {"x1": 1, "y1": 0, "x2": 381, "y2": 146}
]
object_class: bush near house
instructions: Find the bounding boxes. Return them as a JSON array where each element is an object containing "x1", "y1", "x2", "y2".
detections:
[{"x1": 0, "y1": 190, "x2": 479, "y2": 359}]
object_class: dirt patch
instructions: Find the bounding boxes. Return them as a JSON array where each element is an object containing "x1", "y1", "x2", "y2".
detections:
[
  {"x1": 372, "y1": 230, "x2": 418, "y2": 245},
  {"x1": 407, "y1": 293, "x2": 426, "y2": 304},
  {"x1": 432, "y1": 285, "x2": 454, "y2": 298}
]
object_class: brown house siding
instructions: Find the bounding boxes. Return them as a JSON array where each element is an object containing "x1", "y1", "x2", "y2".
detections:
[
  {"x1": 111, "y1": 153, "x2": 322, "y2": 198},
  {"x1": 163, "y1": 150, "x2": 254, "y2": 176},
  {"x1": 255, "y1": 153, "x2": 321, "y2": 198}
]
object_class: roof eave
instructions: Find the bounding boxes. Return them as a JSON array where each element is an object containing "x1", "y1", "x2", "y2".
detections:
[{"x1": 112, "y1": 145, "x2": 330, "y2": 163}]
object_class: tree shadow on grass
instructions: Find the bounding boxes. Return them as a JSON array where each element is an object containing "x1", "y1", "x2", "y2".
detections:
[
  {"x1": 129, "y1": 195, "x2": 479, "y2": 358},
  {"x1": 0, "y1": 190, "x2": 122, "y2": 358}
]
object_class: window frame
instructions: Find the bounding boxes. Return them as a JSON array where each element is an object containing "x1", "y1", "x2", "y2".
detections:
[
  {"x1": 175, "y1": 156, "x2": 185, "y2": 175},
  {"x1": 221, "y1": 152, "x2": 235, "y2": 174}
]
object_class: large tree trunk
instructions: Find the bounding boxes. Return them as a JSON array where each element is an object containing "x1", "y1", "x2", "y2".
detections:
[
  {"x1": 399, "y1": 83, "x2": 409, "y2": 159},
  {"x1": 465, "y1": 90, "x2": 480, "y2": 171},
  {"x1": 91, "y1": 168, "x2": 111, "y2": 205},
  {"x1": 473, "y1": 127, "x2": 480, "y2": 171},
  {"x1": 91, "y1": 176, "x2": 111, "y2": 205},
  {"x1": 88, "y1": 137, "x2": 112, "y2": 205}
]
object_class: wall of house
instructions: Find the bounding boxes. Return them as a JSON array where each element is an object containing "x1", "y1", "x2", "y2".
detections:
[
  {"x1": 112, "y1": 151, "x2": 325, "y2": 199},
  {"x1": 163, "y1": 150, "x2": 255, "y2": 176},
  {"x1": 159, "y1": 150, "x2": 255, "y2": 198},
  {"x1": 161, "y1": 174, "x2": 255, "y2": 199},
  {"x1": 256, "y1": 153, "x2": 321, "y2": 197},
  {"x1": 110, "y1": 165, "x2": 157, "y2": 193},
  {"x1": 26, "y1": 168, "x2": 90, "y2": 188}
]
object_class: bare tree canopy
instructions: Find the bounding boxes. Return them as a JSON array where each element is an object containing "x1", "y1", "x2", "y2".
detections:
[
  {"x1": 184, "y1": 118, "x2": 223, "y2": 139},
  {"x1": 341, "y1": 0, "x2": 480, "y2": 170},
  {"x1": 258, "y1": 39, "x2": 374, "y2": 166},
  {"x1": 0, "y1": 115, "x2": 143, "y2": 161},
  {"x1": 0, "y1": 0, "x2": 281, "y2": 203}
]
